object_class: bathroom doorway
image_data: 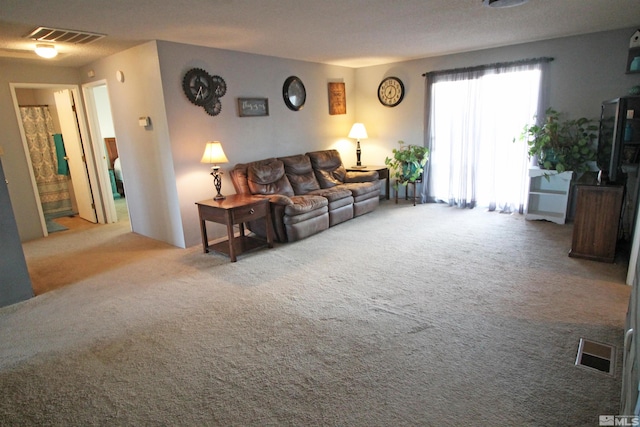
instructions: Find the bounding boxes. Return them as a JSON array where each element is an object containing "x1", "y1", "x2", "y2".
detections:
[{"x1": 13, "y1": 84, "x2": 101, "y2": 235}]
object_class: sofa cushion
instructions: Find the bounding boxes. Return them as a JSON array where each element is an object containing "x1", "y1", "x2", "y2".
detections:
[
  {"x1": 342, "y1": 182, "x2": 379, "y2": 198},
  {"x1": 283, "y1": 195, "x2": 328, "y2": 216},
  {"x1": 307, "y1": 150, "x2": 347, "y2": 188},
  {"x1": 247, "y1": 159, "x2": 295, "y2": 197},
  {"x1": 308, "y1": 186, "x2": 352, "y2": 203},
  {"x1": 279, "y1": 154, "x2": 321, "y2": 195},
  {"x1": 283, "y1": 206, "x2": 328, "y2": 225},
  {"x1": 345, "y1": 170, "x2": 379, "y2": 182}
]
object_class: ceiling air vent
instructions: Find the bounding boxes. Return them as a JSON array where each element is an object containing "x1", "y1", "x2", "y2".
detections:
[{"x1": 25, "y1": 26, "x2": 105, "y2": 44}]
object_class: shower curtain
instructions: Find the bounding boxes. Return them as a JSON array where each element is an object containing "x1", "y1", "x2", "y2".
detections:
[{"x1": 19, "y1": 106, "x2": 73, "y2": 217}]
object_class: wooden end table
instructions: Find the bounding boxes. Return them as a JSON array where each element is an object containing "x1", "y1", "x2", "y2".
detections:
[
  {"x1": 346, "y1": 165, "x2": 389, "y2": 200},
  {"x1": 196, "y1": 195, "x2": 274, "y2": 262}
]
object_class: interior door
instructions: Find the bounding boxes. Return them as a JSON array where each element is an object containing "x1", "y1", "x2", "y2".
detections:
[{"x1": 53, "y1": 89, "x2": 97, "y2": 223}]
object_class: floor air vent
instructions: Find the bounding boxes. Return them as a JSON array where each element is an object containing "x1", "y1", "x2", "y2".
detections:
[{"x1": 575, "y1": 338, "x2": 615, "y2": 375}]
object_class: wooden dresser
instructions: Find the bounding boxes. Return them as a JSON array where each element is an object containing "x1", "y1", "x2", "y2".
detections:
[{"x1": 569, "y1": 184, "x2": 624, "y2": 263}]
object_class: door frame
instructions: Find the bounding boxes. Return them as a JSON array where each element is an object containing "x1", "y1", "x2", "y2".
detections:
[
  {"x1": 10, "y1": 83, "x2": 108, "y2": 235},
  {"x1": 82, "y1": 80, "x2": 119, "y2": 224}
]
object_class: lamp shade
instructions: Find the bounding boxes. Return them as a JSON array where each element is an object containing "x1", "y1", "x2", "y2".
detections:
[
  {"x1": 200, "y1": 141, "x2": 229, "y2": 164},
  {"x1": 35, "y1": 44, "x2": 58, "y2": 58},
  {"x1": 348, "y1": 123, "x2": 368, "y2": 139}
]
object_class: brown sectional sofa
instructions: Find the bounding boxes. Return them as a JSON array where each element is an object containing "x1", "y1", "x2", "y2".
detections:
[{"x1": 230, "y1": 149, "x2": 380, "y2": 242}]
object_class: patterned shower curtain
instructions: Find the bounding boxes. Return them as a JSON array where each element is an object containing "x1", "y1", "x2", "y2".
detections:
[{"x1": 19, "y1": 106, "x2": 73, "y2": 216}]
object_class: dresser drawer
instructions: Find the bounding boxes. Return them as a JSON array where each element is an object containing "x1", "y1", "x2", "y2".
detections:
[{"x1": 231, "y1": 201, "x2": 268, "y2": 224}]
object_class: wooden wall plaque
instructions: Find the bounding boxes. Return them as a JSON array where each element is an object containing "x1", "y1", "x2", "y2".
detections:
[{"x1": 328, "y1": 82, "x2": 346, "y2": 115}]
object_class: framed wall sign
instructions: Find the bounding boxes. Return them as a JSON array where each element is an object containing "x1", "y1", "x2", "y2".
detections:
[
  {"x1": 238, "y1": 98, "x2": 269, "y2": 117},
  {"x1": 328, "y1": 82, "x2": 346, "y2": 115}
]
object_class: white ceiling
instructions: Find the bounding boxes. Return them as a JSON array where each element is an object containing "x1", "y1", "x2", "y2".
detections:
[{"x1": 1, "y1": 0, "x2": 639, "y2": 68}]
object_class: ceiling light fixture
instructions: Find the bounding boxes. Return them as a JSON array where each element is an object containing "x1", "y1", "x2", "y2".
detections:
[
  {"x1": 482, "y1": 0, "x2": 528, "y2": 7},
  {"x1": 34, "y1": 44, "x2": 58, "y2": 58}
]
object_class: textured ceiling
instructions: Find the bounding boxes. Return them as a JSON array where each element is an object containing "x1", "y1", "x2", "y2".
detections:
[{"x1": 0, "y1": 0, "x2": 639, "y2": 68}]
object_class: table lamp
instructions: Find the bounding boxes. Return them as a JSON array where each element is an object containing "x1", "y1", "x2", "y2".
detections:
[
  {"x1": 348, "y1": 123, "x2": 368, "y2": 168},
  {"x1": 201, "y1": 141, "x2": 229, "y2": 200}
]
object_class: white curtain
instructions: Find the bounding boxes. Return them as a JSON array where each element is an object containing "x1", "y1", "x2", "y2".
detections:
[{"x1": 422, "y1": 59, "x2": 550, "y2": 213}]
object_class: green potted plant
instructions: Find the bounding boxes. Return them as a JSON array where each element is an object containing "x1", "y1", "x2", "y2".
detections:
[
  {"x1": 516, "y1": 107, "x2": 598, "y2": 174},
  {"x1": 385, "y1": 141, "x2": 429, "y2": 188}
]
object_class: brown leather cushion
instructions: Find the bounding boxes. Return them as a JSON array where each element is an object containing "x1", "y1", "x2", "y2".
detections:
[
  {"x1": 279, "y1": 154, "x2": 321, "y2": 195},
  {"x1": 308, "y1": 186, "x2": 352, "y2": 203},
  {"x1": 247, "y1": 159, "x2": 295, "y2": 197},
  {"x1": 307, "y1": 150, "x2": 347, "y2": 188},
  {"x1": 283, "y1": 195, "x2": 328, "y2": 216},
  {"x1": 342, "y1": 182, "x2": 379, "y2": 197}
]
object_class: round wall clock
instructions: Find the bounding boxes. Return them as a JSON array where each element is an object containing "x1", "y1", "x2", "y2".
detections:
[
  {"x1": 378, "y1": 76, "x2": 405, "y2": 107},
  {"x1": 283, "y1": 76, "x2": 306, "y2": 111},
  {"x1": 183, "y1": 68, "x2": 215, "y2": 106}
]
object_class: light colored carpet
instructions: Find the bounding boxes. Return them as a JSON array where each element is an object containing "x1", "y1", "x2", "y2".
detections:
[{"x1": 2, "y1": 201, "x2": 631, "y2": 426}]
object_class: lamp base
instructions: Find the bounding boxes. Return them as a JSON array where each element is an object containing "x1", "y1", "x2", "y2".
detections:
[
  {"x1": 212, "y1": 168, "x2": 225, "y2": 201},
  {"x1": 350, "y1": 165, "x2": 367, "y2": 169}
]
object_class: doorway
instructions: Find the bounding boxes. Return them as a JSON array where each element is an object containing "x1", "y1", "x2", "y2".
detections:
[
  {"x1": 11, "y1": 83, "x2": 122, "y2": 237},
  {"x1": 82, "y1": 81, "x2": 129, "y2": 224}
]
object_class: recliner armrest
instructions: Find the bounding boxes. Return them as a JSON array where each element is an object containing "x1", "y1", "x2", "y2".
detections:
[{"x1": 345, "y1": 170, "x2": 379, "y2": 183}]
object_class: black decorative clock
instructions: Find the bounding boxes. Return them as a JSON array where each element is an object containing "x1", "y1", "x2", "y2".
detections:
[
  {"x1": 204, "y1": 98, "x2": 222, "y2": 116},
  {"x1": 182, "y1": 68, "x2": 227, "y2": 116},
  {"x1": 377, "y1": 76, "x2": 404, "y2": 107},
  {"x1": 211, "y1": 75, "x2": 227, "y2": 98},
  {"x1": 183, "y1": 68, "x2": 215, "y2": 106},
  {"x1": 283, "y1": 76, "x2": 306, "y2": 111}
]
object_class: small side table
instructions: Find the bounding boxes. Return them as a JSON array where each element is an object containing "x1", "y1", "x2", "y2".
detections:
[
  {"x1": 196, "y1": 195, "x2": 274, "y2": 262},
  {"x1": 395, "y1": 179, "x2": 421, "y2": 206},
  {"x1": 346, "y1": 165, "x2": 389, "y2": 200}
]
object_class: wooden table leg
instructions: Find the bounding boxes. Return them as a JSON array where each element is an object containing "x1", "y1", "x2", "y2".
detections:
[
  {"x1": 383, "y1": 174, "x2": 389, "y2": 200},
  {"x1": 265, "y1": 206, "x2": 274, "y2": 249},
  {"x1": 225, "y1": 210, "x2": 237, "y2": 262},
  {"x1": 200, "y1": 218, "x2": 209, "y2": 253},
  {"x1": 411, "y1": 182, "x2": 416, "y2": 206},
  {"x1": 395, "y1": 180, "x2": 399, "y2": 204}
]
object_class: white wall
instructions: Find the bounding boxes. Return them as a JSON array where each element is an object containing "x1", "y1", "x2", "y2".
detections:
[
  {"x1": 155, "y1": 41, "x2": 356, "y2": 247},
  {"x1": 354, "y1": 28, "x2": 640, "y2": 199},
  {"x1": 0, "y1": 158, "x2": 33, "y2": 307},
  {"x1": 94, "y1": 85, "x2": 115, "y2": 138},
  {"x1": 79, "y1": 42, "x2": 185, "y2": 247},
  {"x1": 79, "y1": 41, "x2": 356, "y2": 248}
]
